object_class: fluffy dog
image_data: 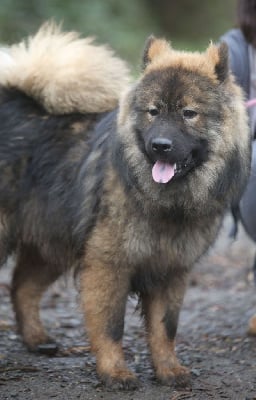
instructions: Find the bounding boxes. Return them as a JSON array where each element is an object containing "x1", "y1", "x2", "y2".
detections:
[{"x1": 0, "y1": 23, "x2": 251, "y2": 389}]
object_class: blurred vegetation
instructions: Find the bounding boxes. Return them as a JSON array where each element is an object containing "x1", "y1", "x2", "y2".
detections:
[{"x1": 0, "y1": 0, "x2": 237, "y2": 73}]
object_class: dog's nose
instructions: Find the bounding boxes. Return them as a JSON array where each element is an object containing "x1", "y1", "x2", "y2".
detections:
[{"x1": 151, "y1": 138, "x2": 173, "y2": 154}]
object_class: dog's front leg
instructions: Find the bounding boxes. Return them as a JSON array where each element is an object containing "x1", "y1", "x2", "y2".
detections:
[
  {"x1": 141, "y1": 272, "x2": 190, "y2": 387},
  {"x1": 80, "y1": 262, "x2": 138, "y2": 390}
]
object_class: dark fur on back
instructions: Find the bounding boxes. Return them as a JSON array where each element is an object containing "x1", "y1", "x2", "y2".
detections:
[{"x1": 0, "y1": 86, "x2": 118, "y2": 267}]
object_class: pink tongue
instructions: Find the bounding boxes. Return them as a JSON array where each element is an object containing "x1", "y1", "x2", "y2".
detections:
[{"x1": 152, "y1": 161, "x2": 175, "y2": 183}]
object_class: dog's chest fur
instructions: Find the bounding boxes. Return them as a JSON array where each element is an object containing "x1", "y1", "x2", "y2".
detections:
[
  {"x1": 91, "y1": 180, "x2": 221, "y2": 295},
  {"x1": 123, "y1": 213, "x2": 218, "y2": 271}
]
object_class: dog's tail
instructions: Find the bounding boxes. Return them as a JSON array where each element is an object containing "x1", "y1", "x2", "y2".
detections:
[{"x1": 0, "y1": 21, "x2": 131, "y2": 114}]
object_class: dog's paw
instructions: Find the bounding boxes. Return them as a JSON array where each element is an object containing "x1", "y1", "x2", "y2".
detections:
[
  {"x1": 172, "y1": 368, "x2": 191, "y2": 388},
  {"x1": 26, "y1": 337, "x2": 59, "y2": 356},
  {"x1": 36, "y1": 342, "x2": 59, "y2": 356},
  {"x1": 157, "y1": 365, "x2": 191, "y2": 388},
  {"x1": 100, "y1": 370, "x2": 139, "y2": 391}
]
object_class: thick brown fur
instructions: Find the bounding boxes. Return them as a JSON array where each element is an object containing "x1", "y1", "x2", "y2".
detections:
[{"x1": 0, "y1": 25, "x2": 251, "y2": 389}]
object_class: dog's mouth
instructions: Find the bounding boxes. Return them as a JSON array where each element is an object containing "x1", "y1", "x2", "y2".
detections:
[
  {"x1": 152, "y1": 154, "x2": 195, "y2": 184},
  {"x1": 142, "y1": 134, "x2": 209, "y2": 185}
]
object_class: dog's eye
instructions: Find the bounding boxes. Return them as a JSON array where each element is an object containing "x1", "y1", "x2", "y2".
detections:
[
  {"x1": 147, "y1": 107, "x2": 159, "y2": 117},
  {"x1": 183, "y1": 109, "x2": 198, "y2": 119}
]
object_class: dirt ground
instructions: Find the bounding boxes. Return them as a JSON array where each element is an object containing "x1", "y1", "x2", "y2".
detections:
[{"x1": 0, "y1": 214, "x2": 255, "y2": 400}]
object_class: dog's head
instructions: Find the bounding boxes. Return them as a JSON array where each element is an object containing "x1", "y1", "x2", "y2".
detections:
[{"x1": 117, "y1": 36, "x2": 250, "y2": 210}]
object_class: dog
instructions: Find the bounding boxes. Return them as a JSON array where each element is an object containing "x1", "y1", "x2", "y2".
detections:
[{"x1": 0, "y1": 23, "x2": 251, "y2": 389}]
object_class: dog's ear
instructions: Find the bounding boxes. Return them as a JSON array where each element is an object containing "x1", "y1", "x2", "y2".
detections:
[
  {"x1": 216, "y1": 42, "x2": 229, "y2": 82},
  {"x1": 207, "y1": 42, "x2": 229, "y2": 83},
  {"x1": 142, "y1": 35, "x2": 171, "y2": 70}
]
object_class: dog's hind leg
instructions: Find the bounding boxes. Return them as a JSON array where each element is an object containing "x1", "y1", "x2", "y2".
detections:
[{"x1": 11, "y1": 244, "x2": 62, "y2": 354}]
